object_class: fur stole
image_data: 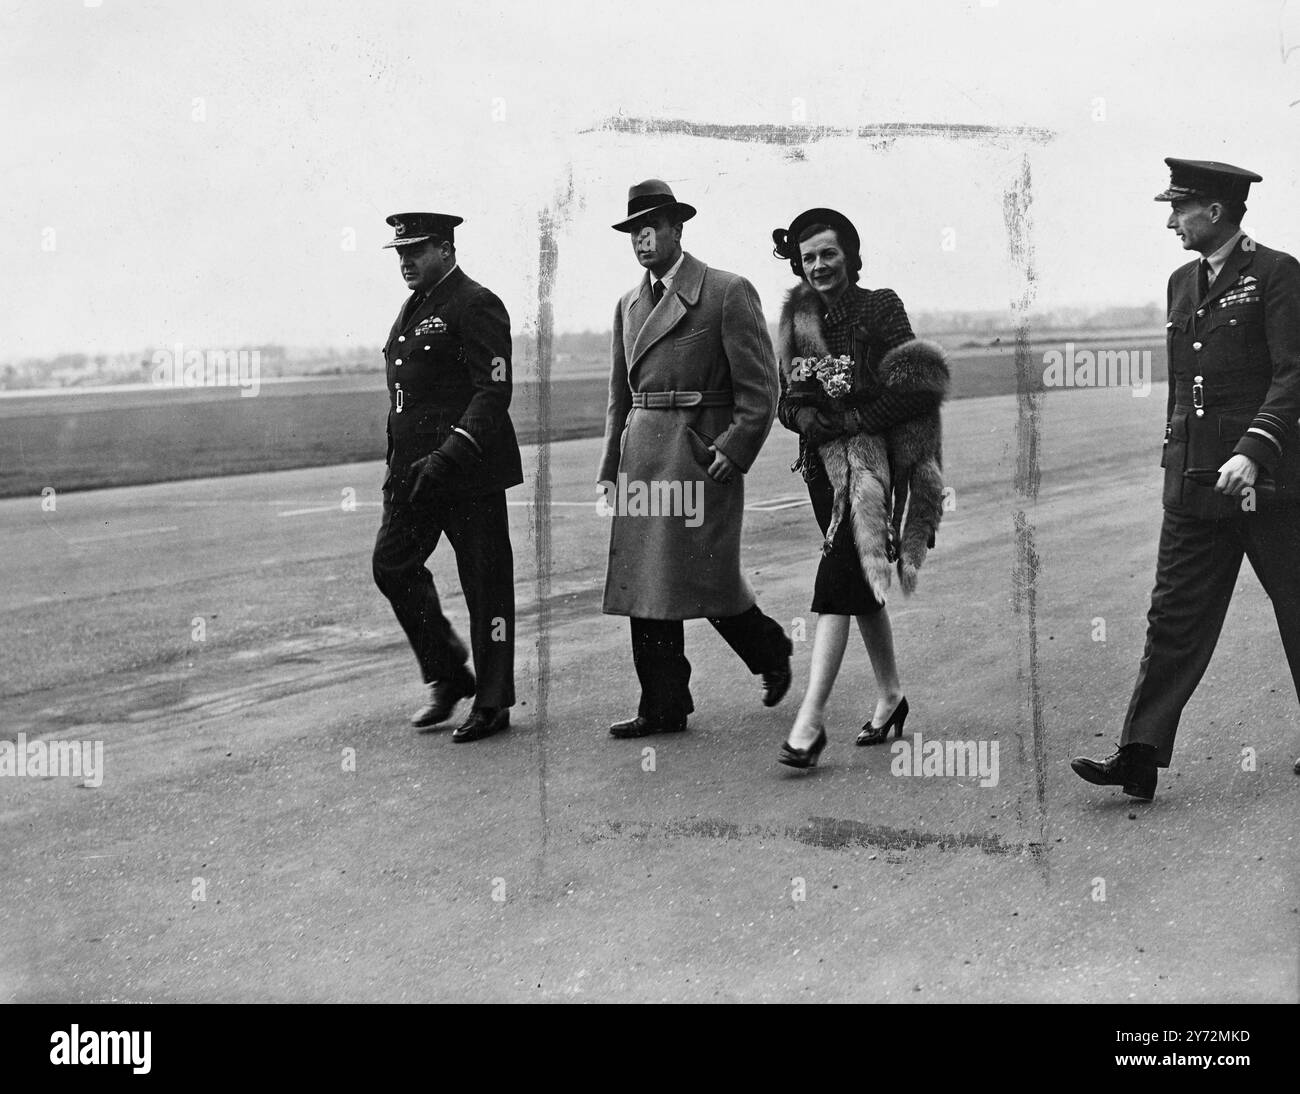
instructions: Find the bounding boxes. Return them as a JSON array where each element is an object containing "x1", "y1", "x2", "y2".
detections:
[{"x1": 778, "y1": 283, "x2": 948, "y2": 599}]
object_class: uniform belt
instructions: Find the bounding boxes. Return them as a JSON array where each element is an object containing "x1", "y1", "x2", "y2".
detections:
[
  {"x1": 630, "y1": 389, "x2": 731, "y2": 409},
  {"x1": 1173, "y1": 382, "x2": 1267, "y2": 412}
]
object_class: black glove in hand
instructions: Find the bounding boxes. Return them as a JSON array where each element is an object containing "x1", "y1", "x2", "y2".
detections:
[
  {"x1": 406, "y1": 429, "x2": 482, "y2": 502},
  {"x1": 406, "y1": 450, "x2": 455, "y2": 502},
  {"x1": 797, "y1": 407, "x2": 845, "y2": 449},
  {"x1": 838, "y1": 407, "x2": 864, "y2": 436}
]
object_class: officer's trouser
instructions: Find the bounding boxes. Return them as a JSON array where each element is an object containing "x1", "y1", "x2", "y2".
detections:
[
  {"x1": 1120, "y1": 503, "x2": 1300, "y2": 766},
  {"x1": 372, "y1": 488, "x2": 515, "y2": 710}
]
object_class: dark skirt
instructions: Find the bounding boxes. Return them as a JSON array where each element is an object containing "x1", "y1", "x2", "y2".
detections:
[{"x1": 808, "y1": 466, "x2": 885, "y2": 617}]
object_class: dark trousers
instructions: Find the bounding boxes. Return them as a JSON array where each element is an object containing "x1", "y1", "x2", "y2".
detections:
[
  {"x1": 631, "y1": 605, "x2": 792, "y2": 720},
  {"x1": 372, "y1": 488, "x2": 515, "y2": 709},
  {"x1": 1121, "y1": 504, "x2": 1300, "y2": 766}
]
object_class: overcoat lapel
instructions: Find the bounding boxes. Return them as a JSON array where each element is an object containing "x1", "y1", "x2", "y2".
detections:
[
  {"x1": 629, "y1": 252, "x2": 706, "y2": 374},
  {"x1": 623, "y1": 276, "x2": 656, "y2": 362}
]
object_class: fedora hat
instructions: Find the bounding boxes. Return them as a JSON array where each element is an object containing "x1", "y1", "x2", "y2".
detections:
[{"x1": 612, "y1": 179, "x2": 697, "y2": 232}]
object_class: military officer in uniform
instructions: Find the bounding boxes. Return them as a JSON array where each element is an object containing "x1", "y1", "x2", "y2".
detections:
[
  {"x1": 1072, "y1": 160, "x2": 1300, "y2": 801},
  {"x1": 372, "y1": 212, "x2": 522, "y2": 743}
]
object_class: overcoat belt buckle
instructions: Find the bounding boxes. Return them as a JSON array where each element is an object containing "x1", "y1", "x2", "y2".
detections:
[
  {"x1": 636, "y1": 390, "x2": 703, "y2": 409},
  {"x1": 1192, "y1": 375, "x2": 1204, "y2": 418},
  {"x1": 395, "y1": 385, "x2": 404, "y2": 413}
]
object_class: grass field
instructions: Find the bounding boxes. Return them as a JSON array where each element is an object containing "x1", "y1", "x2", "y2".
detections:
[{"x1": 0, "y1": 336, "x2": 1166, "y2": 498}]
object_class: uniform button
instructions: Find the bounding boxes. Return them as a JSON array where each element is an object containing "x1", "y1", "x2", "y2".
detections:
[
  {"x1": 424, "y1": 345, "x2": 431, "y2": 350},
  {"x1": 1229, "y1": 318, "x2": 1238, "y2": 326},
  {"x1": 395, "y1": 358, "x2": 403, "y2": 366},
  {"x1": 1192, "y1": 342, "x2": 1202, "y2": 351},
  {"x1": 1196, "y1": 308, "x2": 1205, "y2": 317},
  {"x1": 398, "y1": 336, "x2": 405, "y2": 342}
]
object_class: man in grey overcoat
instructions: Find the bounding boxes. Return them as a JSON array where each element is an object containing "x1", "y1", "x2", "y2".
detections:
[{"x1": 598, "y1": 180, "x2": 793, "y2": 738}]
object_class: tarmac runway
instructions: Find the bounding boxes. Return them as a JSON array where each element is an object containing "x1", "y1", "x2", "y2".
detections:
[{"x1": 1, "y1": 383, "x2": 1296, "y2": 1002}]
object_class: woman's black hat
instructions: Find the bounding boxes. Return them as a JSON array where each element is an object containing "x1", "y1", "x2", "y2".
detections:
[{"x1": 772, "y1": 208, "x2": 861, "y2": 276}]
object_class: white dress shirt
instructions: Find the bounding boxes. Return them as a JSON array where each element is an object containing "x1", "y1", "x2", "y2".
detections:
[
  {"x1": 1203, "y1": 230, "x2": 1243, "y2": 286},
  {"x1": 651, "y1": 252, "x2": 685, "y2": 301}
]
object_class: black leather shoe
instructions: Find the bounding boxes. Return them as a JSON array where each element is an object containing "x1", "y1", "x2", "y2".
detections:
[
  {"x1": 608, "y1": 714, "x2": 687, "y2": 738},
  {"x1": 761, "y1": 660, "x2": 792, "y2": 707},
  {"x1": 1070, "y1": 744, "x2": 1157, "y2": 801},
  {"x1": 451, "y1": 707, "x2": 509, "y2": 743},
  {"x1": 856, "y1": 696, "x2": 909, "y2": 746},
  {"x1": 410, "y1": 666, "x2": 476, "y2": 729},
  {"x1": 778, "y1": 725, "x2": 827, "y2": 769}
]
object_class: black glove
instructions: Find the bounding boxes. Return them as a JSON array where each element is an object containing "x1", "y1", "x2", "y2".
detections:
[
  {"x1": 406, "y1": 430, "x2": 480, "y2": 502},
  {"x1": 796, "y1": 406, "x2": 845, "y2": 449},
  {"x1": 838, "y1": 407, "x2": 864, "y2": 436},
  {"x1": 406, "y1": 451, "x2": 454, "y2": 502}
]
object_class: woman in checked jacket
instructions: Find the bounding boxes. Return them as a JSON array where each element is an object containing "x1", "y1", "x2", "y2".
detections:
[{"x1": 771, "y1": 208, "x2": 949, "y2": 769}]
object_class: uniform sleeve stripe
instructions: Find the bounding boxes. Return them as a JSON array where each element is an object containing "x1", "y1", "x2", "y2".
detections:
[
  {"x1": 1254, "y1": 413, "x2": 1289, "y2": 429},
  {"x1": 1246, "y1": 426, "x2": 1283, "y2": 452},
  {"x1": 452, "y1": 426, "x2": 482, "y2": 452},
  {"x1": 1250, "y1": 418, "x2": 1286, "y2": 436}
]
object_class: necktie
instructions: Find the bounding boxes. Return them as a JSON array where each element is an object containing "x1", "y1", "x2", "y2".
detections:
[
  {"x1": 651, "y1": 280, "x2": 665, "y2": 306},
  {"x1": 1198, "y1": 260, "x2": 1211, "y2": 301}
]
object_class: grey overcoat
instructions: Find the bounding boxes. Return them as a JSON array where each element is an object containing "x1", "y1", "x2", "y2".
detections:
[{"x1": 597, "y1": 252, "x2": 778, "y2": 618}]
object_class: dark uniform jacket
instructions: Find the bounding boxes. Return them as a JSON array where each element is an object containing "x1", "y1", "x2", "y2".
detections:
[
  {"x1": 1162, "y1": 237, "x2": 1300, "y2": 518},
  {"x1": 383, "y1": 266, "x2": 523, "y2": 498}
]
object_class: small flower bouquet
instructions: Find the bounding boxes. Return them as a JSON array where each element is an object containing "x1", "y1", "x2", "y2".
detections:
[{"x1": 789, "y1": 353, "x2": 854, "y2": 402}]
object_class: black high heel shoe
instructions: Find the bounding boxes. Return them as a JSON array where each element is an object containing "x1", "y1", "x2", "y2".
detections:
[
  {"x1": 855, "y1": 697, "x2": 909, "y2": 746},
  {"x1": 778, "y1": 726, "x2": 827, "y2": 769}
]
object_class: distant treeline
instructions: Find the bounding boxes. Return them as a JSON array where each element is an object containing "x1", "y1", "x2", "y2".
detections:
[
  {"x1": 3, "y1": 303, "x2": 1165, "y2": 389},
  {"x1": 530, "y1": 302, "x2": 1167, "y2": 362},
  {"x1": 911, "y1": 303, "x2": 1164, "y2": 335}
]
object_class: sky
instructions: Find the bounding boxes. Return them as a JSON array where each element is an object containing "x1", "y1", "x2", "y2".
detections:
[{"x1": 3, "y1": 0, "x2": 1299, "y2": 362}]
